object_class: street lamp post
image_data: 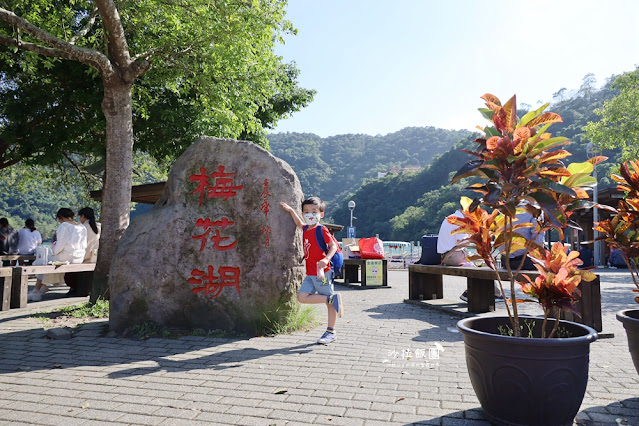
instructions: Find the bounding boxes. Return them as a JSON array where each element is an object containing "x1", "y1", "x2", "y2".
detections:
[
  {"x1": 587, "y1": 142, "x2": 603, "y2": 267},
  {"x1": 347, "y1": 201, "x2": 356, "y2": 239}
]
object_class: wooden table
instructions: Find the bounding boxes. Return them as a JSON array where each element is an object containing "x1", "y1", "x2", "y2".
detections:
[{"x1": 342, "y1": 259, "x2": 388, "y2": 287}]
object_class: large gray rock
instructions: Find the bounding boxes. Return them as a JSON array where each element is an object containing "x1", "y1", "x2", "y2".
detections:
[{"x1": 109, "y1": 137, "x2": 305, "y2": 334}]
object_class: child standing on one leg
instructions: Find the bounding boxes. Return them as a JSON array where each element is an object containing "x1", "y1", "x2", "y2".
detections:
[{"x1": 280, "y1": 197, "x2": 344, "y2": 344}]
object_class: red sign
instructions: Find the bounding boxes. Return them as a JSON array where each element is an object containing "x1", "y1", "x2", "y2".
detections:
[
  {"x1": 189, "y1": 165, "x2": 244, "y2": 206},
  {"x1": 191, "y1": 217, "x2": 237, "y2": 252},
  {"x1": 260, "y1": 179, "x2": 272, "y2": 247},
  {"x1": 260, "y1": 225, "x2": 271, "y2": 248},
  {"x1": 188, "y1": 266, "x2": 241, "y2": 298},
  {"x1": 188, "y1": 164, "x2": 244, "y2": 299}
]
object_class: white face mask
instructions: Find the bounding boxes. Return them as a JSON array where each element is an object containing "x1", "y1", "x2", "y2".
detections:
[{"x1": 303, "y1": 212, "x2": 321, "y2": 226}]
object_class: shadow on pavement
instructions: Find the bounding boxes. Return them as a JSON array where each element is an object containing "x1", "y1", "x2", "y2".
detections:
[
  {"x1": 0, "y1": 321, "x2": 319, "y2": 378},
  {"x1": 404, "y1": 407, "x2": 488, "y2": 425},
  {"x1": 403, "y1": 398, "x2": 639, "y2": 426},
  {"x1": 107, "y1": 342, "x2": 317, "y2": 378},
  {"x1": 576, "y1": 397, "x2": 639, "y2": 426},
  {"x1": 600, "y1": 285, "x2": 639, "y2": 315},
  {"x1": 0, "y1": 313, "x2": 37, "y2": 325},
  {"x1": 365, "y1": 302, "x2": 464, "y2": 343}
]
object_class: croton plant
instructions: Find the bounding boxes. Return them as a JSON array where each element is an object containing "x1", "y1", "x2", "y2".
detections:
[
  {"x1": 448, "y1": 94, "x2": 607, "y2": 338},
  {"x1": 594, "y1": 160, "x2": 639, "y2": 302}
]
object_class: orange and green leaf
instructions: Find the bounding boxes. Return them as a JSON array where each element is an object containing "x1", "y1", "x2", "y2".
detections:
[{"x1": 525, "y1": 112, "x2": 563, "y2": 129}]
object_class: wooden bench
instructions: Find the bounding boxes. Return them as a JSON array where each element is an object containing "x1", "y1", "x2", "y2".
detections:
[
  {"x1": 0, "y1": 267, "x2": 12, "y2": 311},
  {"x1": 342, "y1": 259, "x2": 389, "y2": 287},
  {"x1": 408, "y1": 264, "x2": 602, "y2": 332},
  {"x1": 0, "y1": 263, "x2": 96, "y2": 311},
  {"x1": 0, "y1": 255, "x2": 36, "y2": 265}
]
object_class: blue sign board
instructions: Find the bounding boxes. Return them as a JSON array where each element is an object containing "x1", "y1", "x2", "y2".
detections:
[{"x1": 347, "y1": 226, "x2": 356, "y2": 239}]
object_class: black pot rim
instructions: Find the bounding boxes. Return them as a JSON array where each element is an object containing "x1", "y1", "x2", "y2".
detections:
[
  {"x1": 457, "y1": 315, "x2": 598, "y2": 346},
  {"x1": 617, "y1": 308, "x2": 639, "y2": 323}
]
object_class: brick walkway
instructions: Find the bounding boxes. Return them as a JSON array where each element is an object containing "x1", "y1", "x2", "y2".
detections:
[{"x1": 0, "y1": 270, "x2": 638, "y2": 425}]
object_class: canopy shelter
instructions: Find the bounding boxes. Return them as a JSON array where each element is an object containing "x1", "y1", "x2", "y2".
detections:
[{"x1": 90, "y1": 182, "x2": 166, "y2": 205}]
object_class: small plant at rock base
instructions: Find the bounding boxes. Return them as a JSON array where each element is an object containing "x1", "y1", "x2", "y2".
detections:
[
  {"x1": 256, "y1": 303, "x2": 320, "y2": 336},
  {"x1": 131, "y1": 321, "x2": 164, "y2": 339},
  {"x1": 449, "y1": 93, "x2": 608, "y2": 337},
  {"x1": 58, "y1": 298, "x2": 109, "y2": 318},
  {"x1": 206, "y1": 329, "x2": 230, "y2": 338},
  {"x1": 31, "y1": 299, "x2": 109, "y2": 326}
]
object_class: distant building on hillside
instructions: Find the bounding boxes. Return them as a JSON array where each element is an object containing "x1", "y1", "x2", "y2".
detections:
[
  {"x1": 402, "y1": 165, "x2": 421, "y2": 173},
  {"x1": 377, "y1": 165, "x2": 422, "y2": 179}
]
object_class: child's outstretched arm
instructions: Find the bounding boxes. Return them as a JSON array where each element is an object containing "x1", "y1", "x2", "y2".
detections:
[{"x1": 280, "y1": 202, "x2": 304, "y2": 229}]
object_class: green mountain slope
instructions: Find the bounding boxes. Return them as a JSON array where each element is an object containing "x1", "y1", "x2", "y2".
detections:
[
  {"x1": 1, "y1": 75, "x2": 626, "y2": 244},
  {"x1": 267, "y1": 127, "x2": 471, "y2": 212},
  {"x1": 330, "y1": 82, "x2": 624, "y2": 242}
]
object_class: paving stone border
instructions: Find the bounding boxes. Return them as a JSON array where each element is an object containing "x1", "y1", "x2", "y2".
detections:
[{"x1": 0, "y1": 270, "x2": 637, "y2": 425}]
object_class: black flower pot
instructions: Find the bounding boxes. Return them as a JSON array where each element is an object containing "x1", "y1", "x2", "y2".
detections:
[
  {"x1": 457, "y1": 316, "x2": 597, "y2": 426},
  {"x1": 617, "y1": 309, "x2": 639, "y2": 375}
]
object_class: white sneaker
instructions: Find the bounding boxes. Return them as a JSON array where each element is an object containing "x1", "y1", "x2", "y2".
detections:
[
  {"x1": 27, "y1": 290, "x2": 42, "y2": 302},
  {"x1": 317, "y1": 331, "x2": 336, "y2": 344},
  {"x1": 40, "y1": 285, "x2": 49, "y2": 293}
]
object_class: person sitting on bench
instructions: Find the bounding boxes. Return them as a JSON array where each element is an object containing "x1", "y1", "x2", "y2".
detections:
[
  {"x1": 501, "y1": 209, "x2": 545, "y2": 271},
  {"x1": 28, "y1": 208, "x2": 87, "y2": 302},
  {"x1": 0, "y1": 218, "x2": 19, "y2": 266},
  {"x1": 436, "y1": 210, "x2": 502, "y2": 302}
]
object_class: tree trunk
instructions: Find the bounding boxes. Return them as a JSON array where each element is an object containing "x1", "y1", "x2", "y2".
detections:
[{"x1": 91, "y1": 78, "x2": 134, "y2": 302}]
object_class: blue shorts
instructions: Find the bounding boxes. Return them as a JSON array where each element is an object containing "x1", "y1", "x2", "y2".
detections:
[{"x1": 299, "y1": 270, "x2": 334, "y2": 297}]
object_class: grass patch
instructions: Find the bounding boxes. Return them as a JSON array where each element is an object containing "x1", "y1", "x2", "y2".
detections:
[
  {"x1": 131, "y1": 321, "x2": 170, "y2": 339},
  {"x1": 30, "y1": 299, "x2": 109, "y2": 328},
  {"x1": 257, "y1": 303, "x2": 320, "y2": 336},
  {"x1": 57, "y1": 298, "x2": 109, "y2": 318},
  {"x1": 129, "y1": 303, "x2": 319, "y2": 340},
  {"x1": 130, "y1": 322, "x2": 247, "y2": 340}
]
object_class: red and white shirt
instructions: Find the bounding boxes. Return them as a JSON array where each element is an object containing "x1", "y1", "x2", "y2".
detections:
[{"x1": 303, "y1": 225, "x2": 332, "y2": 276}]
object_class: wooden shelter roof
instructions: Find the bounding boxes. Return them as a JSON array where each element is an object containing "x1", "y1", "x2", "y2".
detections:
[
  {"x1": 90, "y1": 182, "x2": 166, "y2": 205},
  {"x1": 90, "y1": 182, "x2": 345, "y2": 234}
]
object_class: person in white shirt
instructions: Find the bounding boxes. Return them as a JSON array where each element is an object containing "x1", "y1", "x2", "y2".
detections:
[
  {"x1": 28, "y1": 208, "x2": 87, "y2": 302},
  {"x1": 63, "y1": 207, "x2": 101, "y2": 296},
  {"x1": 501, "y1": 210, "x2": 545, "y2": 271},
  {"x1": 437, "y1": 210, "x2": 470, "y2": 266},
  {"x1": 437, "y1": 210, "x2": 502, "y2": 301},
  {"x1": 78, "y1": 207, "x2": 101, "y2": 263},
  {"x1": 17, "y1": 219, "x2": 42, "y2": 256}
]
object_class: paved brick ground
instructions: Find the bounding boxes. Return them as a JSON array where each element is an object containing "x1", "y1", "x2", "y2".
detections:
[{"x1": 0, "y1": 270, "x2": 638, "y2": 425}]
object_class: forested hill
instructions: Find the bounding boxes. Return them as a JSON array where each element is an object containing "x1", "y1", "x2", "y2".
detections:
[
  {"x1": 0, "y1": 75, "x2": 625, "y2": 243},
  {"x1": 330, "y1": 81, "x2": 624, "y2": 242},
  {"x1": 267, "y1": 127, "x2": 471, "y2": 212}
]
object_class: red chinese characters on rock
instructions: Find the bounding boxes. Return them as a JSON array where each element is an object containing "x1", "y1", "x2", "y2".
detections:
[
  {"x1": 260, "y1": 225, "x2": 271, "y2": 248},
  {"x1": 260, "y1": 179, "x2": 272, "y2": 247},
  {"x1": 188, "y1": 164, "x2": 244, "y2": 299},
  {"x1": 188, "y1": 266, "x2": 241, "y2": 298},
  {"x1": 191, "y1": 217, "x2": 237, "y2": 251},
  {"x1": 260, "y1": 179, "x2": 271, "y2": 218},
  {"x1": 189, "y1": 165, "x2": 244, "y2": 206}
]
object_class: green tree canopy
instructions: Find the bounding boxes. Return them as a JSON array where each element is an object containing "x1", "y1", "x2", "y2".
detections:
[
  {"x1": 584, "y1": 68, "x2": 639, "y2": 161},
  {"x1": 0, "y1": 0, "x2": 313, "y2": 299}
]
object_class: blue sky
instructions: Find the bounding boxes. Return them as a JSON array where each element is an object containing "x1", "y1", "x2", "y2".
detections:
[{"x1": 273, "y1": 0, "x2": 639, "y2": 137}]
